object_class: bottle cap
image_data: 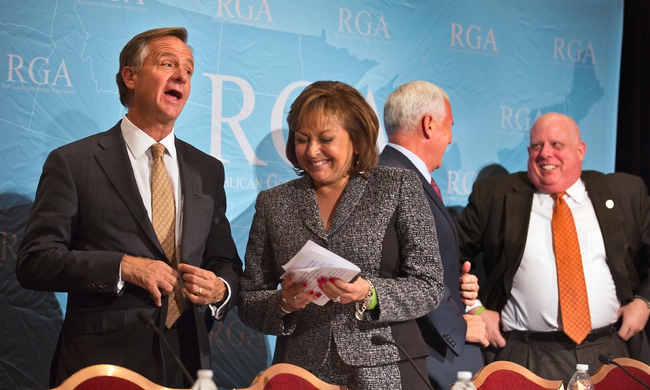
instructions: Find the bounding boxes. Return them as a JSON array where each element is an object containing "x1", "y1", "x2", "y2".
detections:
[
  {"x1": 576, "y1": 364, "x2": 589, "y2": 371},
  {"x1": 457, "y1": 371, "x2": 473, "y2": 380},
  {"x1": 197, "y1": 369, "x2": 214, "y2": 378}
]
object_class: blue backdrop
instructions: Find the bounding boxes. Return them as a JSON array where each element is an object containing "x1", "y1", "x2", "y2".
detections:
[{"x1": 0, "y1": 0, "x2": 623, "y2": 388}]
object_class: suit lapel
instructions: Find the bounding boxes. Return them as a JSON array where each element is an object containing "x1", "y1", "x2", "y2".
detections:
[
  {"x1": 176, "y1": 142, "x2": 198, "y2": 261},
  {"x1": 382, "y1": 146, "x2": 457, "y2": 243},
  {"x1": 583, "y1": 172, "x2": 628, "y2": 295},
  {"x1": 295, "y1": 177, "x2": 329, "y2": 241},
  {"x1": 328, "y1": 175, "x2": 368, "y2": 236},
  {"x1": 95, "y1": 124, "x2": 162, "y2": 256},
  {"x1": 502, "y1": 174, "x2": 535, "y2": 292},
  {"x1": 294, "y1": 175, "x2": 369, "y2": 240}
]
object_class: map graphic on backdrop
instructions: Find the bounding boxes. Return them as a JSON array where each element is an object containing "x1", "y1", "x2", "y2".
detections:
[{"x1": 0, "y1": 0, "x2": 623, "y2": 388}]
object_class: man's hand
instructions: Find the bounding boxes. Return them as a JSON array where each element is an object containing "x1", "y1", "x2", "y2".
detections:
[
  {"x1": 617, "y1": 298, "x2": 650, "y2": 340},
  {"x1": 121, "y1": 254, "x2": 179, "y2": 307},
  {"x1": 459, "y1": 261, "x2": 479, "y2": 306},
  {"x1": 464, "y1": 313, "x2": 489, "y2": 347},
  {"x1": 469, "y1": 307, "x2": 506, "y2": 349},
  {"x1": 177, "y1": 263, "x2": 226, "y2": 306}
]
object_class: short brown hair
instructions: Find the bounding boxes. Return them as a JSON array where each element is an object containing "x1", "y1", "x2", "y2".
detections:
[
  {"x1": 115, "y1": 27, "x2": 188, "y2": 108},
  {"x1": 285, "y1": 81, "x2": 379, "y2": 177}
]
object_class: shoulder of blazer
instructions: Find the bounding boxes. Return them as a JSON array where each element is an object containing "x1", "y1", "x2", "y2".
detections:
[
  {"x1": 175, "y1": 137, "x2": 223, "y2": 167},
  {"x1": 471, "y1": 171, "x2": 532, "y2": 196},
  {"x1": 53, "y1": 122, "x2": 123, "y2": 155}
]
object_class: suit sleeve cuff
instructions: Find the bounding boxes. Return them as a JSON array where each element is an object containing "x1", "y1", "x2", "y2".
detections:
[{"x1": 208, "y1": 277, "x2": 231, "y2": 320}]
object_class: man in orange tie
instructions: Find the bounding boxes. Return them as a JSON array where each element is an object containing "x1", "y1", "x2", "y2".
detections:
[{"x1": 455, "y1": 112, "x2": 650, "y2": 384}]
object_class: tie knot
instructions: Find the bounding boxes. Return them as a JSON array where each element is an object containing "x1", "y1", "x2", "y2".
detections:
[
  {"x1": 150, "y1": 143, "x2": 166, "y2": 159},
  {"x1": 551, "y1": 192, "x2": 566, "y2": 201}
]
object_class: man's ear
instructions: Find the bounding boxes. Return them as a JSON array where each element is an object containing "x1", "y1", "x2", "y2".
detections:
[
  {"x1": 422, "y1": 114, "x2": 434, "y2": 139},
  {"x1": 121, "y1": 67, "x2": 136, "y2": 90}
]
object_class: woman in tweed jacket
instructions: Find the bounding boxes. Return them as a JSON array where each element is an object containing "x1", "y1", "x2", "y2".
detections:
[{"x1": 238, "y1": 81, "x2": 444, "y2": 390}]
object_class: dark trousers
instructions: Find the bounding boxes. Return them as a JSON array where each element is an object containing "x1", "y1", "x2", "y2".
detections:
[
  {"x1": 163, "y1": 310, "x2": 202, "y2": 388},
  {"x1": 487, "y1": 333, "x2": 629, "y2": 386}
]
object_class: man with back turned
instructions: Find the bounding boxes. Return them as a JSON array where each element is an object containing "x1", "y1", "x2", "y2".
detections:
[{"x1": 379, "y1": 80, "x2": 488, "y2": 389}]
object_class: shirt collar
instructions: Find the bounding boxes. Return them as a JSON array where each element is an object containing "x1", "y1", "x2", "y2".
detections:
[
  {"x1": 387, "y1": 143, "x2": 431, "y2": 182},
  {"x1": 534, "y1": 176, "x2": 586, "y2": 205},
  {"x1": 121, "y1": 115, "x2": 177, "y2": 161}
]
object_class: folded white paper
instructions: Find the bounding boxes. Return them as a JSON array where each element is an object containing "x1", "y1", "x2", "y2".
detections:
[{"x1": 281, "y1": 240, "x2": 361, "y2": 306}]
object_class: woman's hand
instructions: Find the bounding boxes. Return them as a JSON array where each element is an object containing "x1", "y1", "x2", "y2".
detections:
[
  {"x1": 318, "y1": 276, "x2": 370, "y2": 304},
  {"x1": 279, "y1": 274, "x2": 319, "y2": 310}
]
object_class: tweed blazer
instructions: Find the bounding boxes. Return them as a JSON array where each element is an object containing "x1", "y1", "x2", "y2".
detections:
[{"x1": 238, "y1": 165, "x2": 444, "y2": 373}]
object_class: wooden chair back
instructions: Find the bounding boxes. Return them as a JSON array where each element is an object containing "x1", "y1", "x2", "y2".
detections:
[
  {"x1": 591, "y1": 357, "x2": 650, "y2": 390},
  {"x1": 471, "y1": 361, "x2": 564, "y2": 390},
  {"x1": 234, "y1": 363, "x2": 346, "y2": 390},
  {"x1": 50, "y1": 364, "x2": 186, "y2": 390}
]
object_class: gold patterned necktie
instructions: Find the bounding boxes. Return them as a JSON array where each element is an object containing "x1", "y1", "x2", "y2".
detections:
[
  {"x1": 150, "y1": 143, "x2": 183, "y2": 328},
  {"x1": 551, "y1": 192, "x2": 592, "y2": 344}
]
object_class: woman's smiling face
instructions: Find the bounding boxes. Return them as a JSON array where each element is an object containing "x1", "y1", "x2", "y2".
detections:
[{"x1": 294, "y1": 111, "x2": 357, "y2": 190}]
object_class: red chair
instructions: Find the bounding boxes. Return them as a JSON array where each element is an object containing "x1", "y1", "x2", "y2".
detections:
[
  {"x1": 591, "y1": 357, "x2": 650, "y2": 390},
  {"x1": 234, "y1": 363, "x2": 346, "y2": 390},
  {"x1": 50, "y1": 364, "x2": 185, "y2": 390},
  {"x1": 471, "y1": 361, "x2": 564, "y2": 390}
]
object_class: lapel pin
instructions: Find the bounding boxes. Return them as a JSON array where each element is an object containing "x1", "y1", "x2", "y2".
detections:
[{"x1": 605, "y1": 199, "x2": 614, "y2": 209}]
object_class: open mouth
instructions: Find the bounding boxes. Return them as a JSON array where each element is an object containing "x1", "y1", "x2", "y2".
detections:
[{"x1": 165, "y1": 89, "x2": 183, "y2": 100}]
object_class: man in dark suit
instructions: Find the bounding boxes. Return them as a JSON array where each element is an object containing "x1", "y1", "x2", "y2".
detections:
[
  {"x1": 456, "y1": 112, "x2": 650, "y2": 384},
  {"x1": 16, "y1": 27, "x2": 242, "y2": 388},
  {"x1": 379, "y1": 80, "x2": 488, "y2": 390}
]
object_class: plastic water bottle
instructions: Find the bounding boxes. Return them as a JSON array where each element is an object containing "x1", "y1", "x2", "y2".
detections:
[
  {"x1": 451, "y1": 371, "x2": 477, "y2": 390},
  {"x1": 190, "y1": 369, "x2": 217, "y2": 390},
  {"x1": 567, "y1": 364, "x2": 594, "y2": 390}
]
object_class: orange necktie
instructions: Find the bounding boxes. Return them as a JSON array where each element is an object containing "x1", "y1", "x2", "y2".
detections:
[
  {"x1": 151, "y1": 143, "x2": 183, "y2": 328},
  {"x1": 551, "y1": 192, "x2": 591, "y2": 344}
]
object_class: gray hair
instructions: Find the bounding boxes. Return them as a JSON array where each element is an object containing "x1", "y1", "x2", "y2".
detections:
[{"x1": 384, "y1": 80, "x2": 449, "y2": 136}]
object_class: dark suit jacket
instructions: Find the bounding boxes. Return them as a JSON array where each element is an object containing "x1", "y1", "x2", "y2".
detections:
[
  {"x1": 16, "y1": 122, "x2": 242, "y2": 386},
  {"x1": 455, "y1": 170, "x2": 650, "y2": 361},
  {"x1": 379, "y1": 145, "x2": 483, "y2": 389}
]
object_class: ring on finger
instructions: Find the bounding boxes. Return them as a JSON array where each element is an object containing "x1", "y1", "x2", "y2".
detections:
[
  {"x1": 197, "y1": 286, "x2": 202, "y2": 297},
  {"x1": 332, "y1": 296, "x2": 341, "y2": 303},
  {"x1": 292, "y1": 295, "x2": 299, "y2": 302}
]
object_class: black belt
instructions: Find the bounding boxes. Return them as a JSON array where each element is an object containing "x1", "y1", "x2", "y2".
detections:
[{"x1": 504, "y1": 324, "x2": 618, "y2": 344}]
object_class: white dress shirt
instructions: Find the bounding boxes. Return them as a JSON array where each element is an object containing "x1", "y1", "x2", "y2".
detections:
[
  {"x1": 119, "y1": 115, "x2": 230, "y2": 319},
  {"x1": 501, "y1": 178, "x2": 619, "y2": 332}
]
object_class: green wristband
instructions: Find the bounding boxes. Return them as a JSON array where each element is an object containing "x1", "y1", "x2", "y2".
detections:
[
  {"x1": 367, "y1": 286, "x2": 378, "y2": 310},
  {"x1": 473, "y1": 306, "x2": 486, "y2": 315}
]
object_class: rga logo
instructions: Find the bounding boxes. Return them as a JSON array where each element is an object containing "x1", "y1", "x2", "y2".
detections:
[
  {"x1": 553, "y1": 37, "x2": 595, "y2": 65},
  {"x1": 1, "y1": 231, "x2": 18, "y2": 262},
  {"x1": 447, "y1": 171, "x2": 477, "y2": 196},
  {"x1": 3, "y1": 54, "x2": 75, "y2": 94},
  {"x1": 76, "y1": 0, "x2": 146, "y2": 12},
  {"x1": 202, "y1": 74, "x2": 387, "y2": 167},
  {"x1": 449, "y1": 23, "x2": 498, "y2": 54},
  {"x1": 501, "y1": 106, "x2": 543, "y2": 131},
  {"x1": 338, "y1": 8, "x2": 389, "y2": 39},
  {"x1": 215, "y1": 0, "x2": 273, "y2": 24}
]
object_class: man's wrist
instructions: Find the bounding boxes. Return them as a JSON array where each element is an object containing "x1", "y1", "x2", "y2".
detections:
[{"x1": 634, "y1": 295, "x2": 650, "y2": 310}]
